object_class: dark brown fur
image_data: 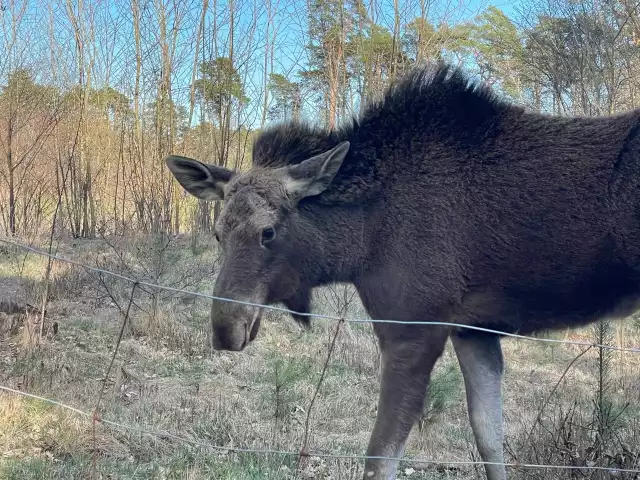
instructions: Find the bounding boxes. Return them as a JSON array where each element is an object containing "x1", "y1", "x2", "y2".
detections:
[{"x1": 253, "y1": 63, "x2": 640, "y2": 336}]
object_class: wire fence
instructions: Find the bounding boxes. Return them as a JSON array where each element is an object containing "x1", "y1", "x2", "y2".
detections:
[
  {"x1": 1, "y1": 236, "x2": 640, "y2": 477},
  {"x1": 2, "y1": 238, "x2": 639, "y2": 353},
  {"x1": 1, "y1": 384, "x2": 640, "y2": 475}
]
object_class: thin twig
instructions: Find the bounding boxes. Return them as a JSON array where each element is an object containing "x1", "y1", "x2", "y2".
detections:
[
  {"x1": 296, "y1": 318, "x2": 344, "y2": 477},
  {"x1": 91, "y1": 282, "x2": 138, "y2": 478},
  {"x1": 525, "y1": 344, "x2": 594, "y2": 445},
  {"x1": 94, "y1": 282, "x2": 138, "y2": 412},
  {"x1": 40, "y1": 105, "x2": 82, "y2": 341}
]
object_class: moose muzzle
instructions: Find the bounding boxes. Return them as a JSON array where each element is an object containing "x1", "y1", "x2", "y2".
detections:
[{"x1": 210, "y1": 299, "x2": 263, "y2": 351}]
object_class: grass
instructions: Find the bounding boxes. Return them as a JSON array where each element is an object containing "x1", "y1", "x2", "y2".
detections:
[{"x1": 0, "y1": 234, "x2": 639, "y2": 479}]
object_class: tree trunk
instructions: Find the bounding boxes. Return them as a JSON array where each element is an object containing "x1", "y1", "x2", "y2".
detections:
[
  {"x1": 7, "y1": 148, "x2": 15, "y2": 236},
  {"x1": 261, "y1": 0, "x2": 272, "y2": 128},
  {"x1": 391, "y1": 0, "x2": 400, "y2": 79}
]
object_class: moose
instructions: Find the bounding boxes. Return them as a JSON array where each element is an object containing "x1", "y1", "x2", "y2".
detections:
[{"x1": 166, "y1": 62, "x2": 640, "y2": 480}]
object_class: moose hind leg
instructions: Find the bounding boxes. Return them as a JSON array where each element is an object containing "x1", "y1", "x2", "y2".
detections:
[
  {"x1": 363, "y1": 327, "x2": 449, "y2": 480},
  {"x1": 451, "y1": 331, "x2": 506, "y2": 480}
]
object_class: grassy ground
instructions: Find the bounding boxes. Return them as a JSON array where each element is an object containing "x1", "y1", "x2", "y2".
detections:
[{"x1": 0, "y1": 234, "x2": 639, "y2": 479}]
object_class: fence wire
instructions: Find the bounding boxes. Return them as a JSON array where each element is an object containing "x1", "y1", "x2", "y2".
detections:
[
  {"x1": 1, "y1": 238, "x2": 639, "y2": 353},
  {"x1": 1, "y1": 385, "x2": 639, "y2": 475},
  {"x1": 1, "y1": 237, "x2": 640, "y2": 476}
]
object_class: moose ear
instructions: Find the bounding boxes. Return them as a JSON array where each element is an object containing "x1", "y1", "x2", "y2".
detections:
[
  {"x1": 166, "y1": 155, "x2": 235, "y2": 201},
  {"x1": 284, "y1": 141, "x2": 350, "y2": 200}
]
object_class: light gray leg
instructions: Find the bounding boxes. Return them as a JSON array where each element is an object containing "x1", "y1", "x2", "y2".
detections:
[
  {"x1": 451, "y1": 331, "x2": 506, "y2": 480},
  {"x1": 363, "y1": 327, "x2": 449, "y2": 479}
]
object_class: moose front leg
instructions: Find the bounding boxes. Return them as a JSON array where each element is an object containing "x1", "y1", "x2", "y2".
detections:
[{"x1": 363, "y1": 327, "x2": 449, "y2": 479}]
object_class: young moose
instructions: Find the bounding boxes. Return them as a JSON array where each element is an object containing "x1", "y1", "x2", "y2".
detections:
[{"x1": 166, "y1": 63, "x2": 640, "y2": 480}]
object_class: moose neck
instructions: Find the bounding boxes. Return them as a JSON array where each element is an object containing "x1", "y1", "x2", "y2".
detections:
[{"x1": 297, "y1": 201, "x2": 368, "y2": 286}]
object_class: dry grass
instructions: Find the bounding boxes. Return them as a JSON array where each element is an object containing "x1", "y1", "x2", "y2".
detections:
[{"x1": 0, "y1": 234, "x2": 639, "y2": 479}]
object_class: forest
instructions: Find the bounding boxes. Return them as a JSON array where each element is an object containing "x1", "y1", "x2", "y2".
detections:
[{"x1": 3, "y1": 0, "x2": 640, "y2": 240}]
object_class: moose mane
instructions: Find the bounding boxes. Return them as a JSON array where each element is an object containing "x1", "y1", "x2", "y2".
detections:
[{"x1": 251, "y1": 62, "x2": 514, "y2": 204}]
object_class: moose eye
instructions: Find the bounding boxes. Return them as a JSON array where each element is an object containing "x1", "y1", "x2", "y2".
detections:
[
  {"x1": 261, "y1": 227, "x2": 276, "y2": 245},
  {"x1": 214, "y1": 232, "x2": 220, "y2": 243}
]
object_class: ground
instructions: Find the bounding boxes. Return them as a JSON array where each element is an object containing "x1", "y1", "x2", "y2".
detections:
[{"x1": 0, "y1": 234, "x2": 639, "y2": 479}]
